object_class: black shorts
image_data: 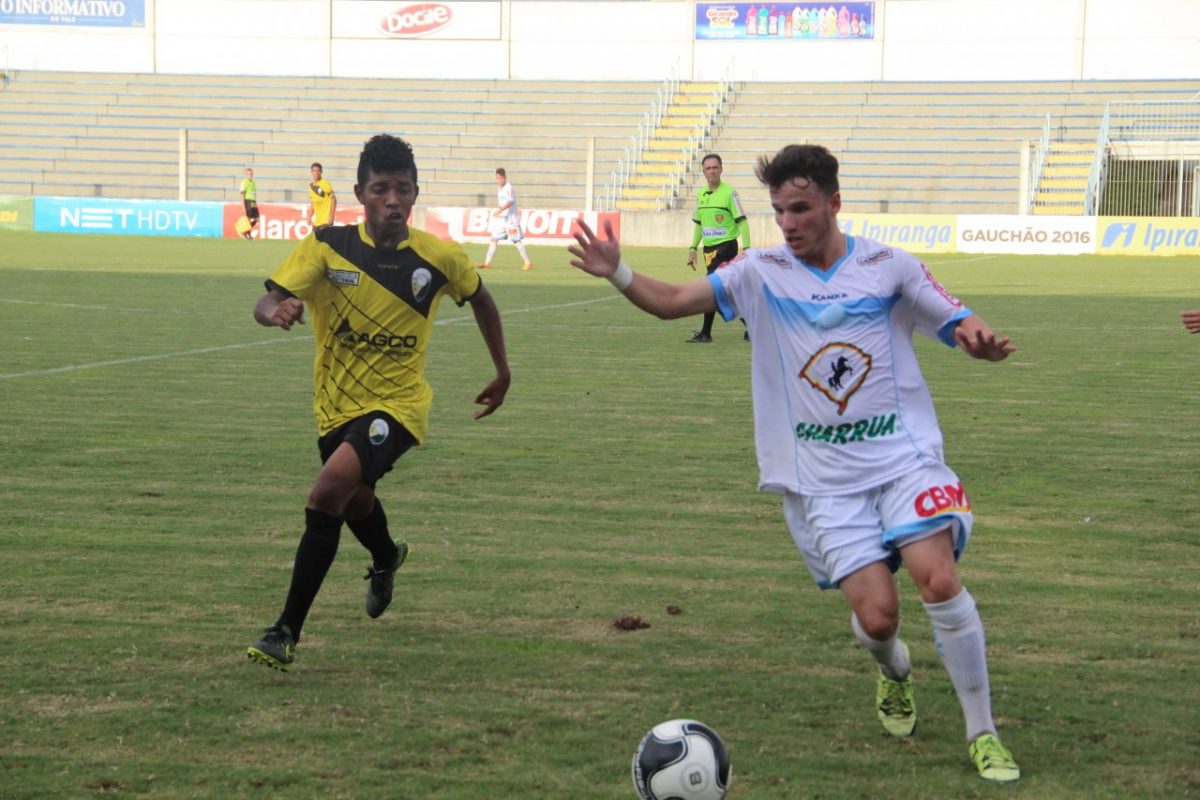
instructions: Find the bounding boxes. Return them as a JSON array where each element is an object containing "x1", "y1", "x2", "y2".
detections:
[
  {"x1": 244, "y1": 200, "x2": 259, "y2": 221},
  {"x1": 703, "y1": 239, "x2": 739, "y2": 274},
  {"x1": 318, "y1": 411, "x2": 416, "y2": 488}
]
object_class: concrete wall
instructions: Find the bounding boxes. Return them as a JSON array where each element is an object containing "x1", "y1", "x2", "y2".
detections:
[{"x1": 1, "y1": 0, "x2": 1196, "y2": 81}]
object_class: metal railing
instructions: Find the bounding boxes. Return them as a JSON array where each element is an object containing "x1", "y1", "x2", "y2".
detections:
[
  {"x1": 1025, "y1": 113, "x2": 1051, "y2": 214},
  {"x1": 659, "y1": 62, "x2": 738, "y2": 211},
  {"x1": 1083, "y1": 103, "x2": 1112, "y2": 215},
  {"x1": 599, "y1": 63, "x2": 680, "y2": 210},
  {"x1": 598, "y1": 61, "x2": 741, "y2": 211},
  {"x1": 1086, "y1": 98, "x2": 1200, "y2": 215}
]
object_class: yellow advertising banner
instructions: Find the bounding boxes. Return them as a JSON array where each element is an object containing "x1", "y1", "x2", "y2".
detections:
[
  {"x1": 0, "y1": 197, "x2": 34, "y2": 232},
  {"x1": 1095, "y1": 217, "x2": 1200, "y2": 257},
  {"x1": 838, "y1": 213, "x2": 957, "y2": 254}
]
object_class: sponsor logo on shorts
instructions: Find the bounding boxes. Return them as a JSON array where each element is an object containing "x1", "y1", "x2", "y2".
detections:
[
  {"x1": 914, "y1": 482, "x2": 971, "y2": 517},
  {"x1": 368, "y1": 418, "x2": 390, "y2": 445},
  {"x1": 327, "y1": 268, "x2": 360, "y2": 286},
  {"x1": 795, "y1": 413, "x2": 897, "y2": 445}
]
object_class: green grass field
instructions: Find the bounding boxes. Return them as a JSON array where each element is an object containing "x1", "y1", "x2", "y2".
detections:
[{"x1": 2, "y1": 230, "x2": 1198, "y2": 799}]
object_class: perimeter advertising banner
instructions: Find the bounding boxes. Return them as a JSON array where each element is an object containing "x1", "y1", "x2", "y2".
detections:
[
  {"x1": 839, "y1": 213, "x2": 955, "y2": 254},
  {"x1": 221, "y1": 202, "x2": 367, "y2": 240},
  {"x1": 1095, "y1": 216, "x2": 1200, "y2": 257},
  {"x1": 957, "y1": 215, "x2": 1094, "y2": 255},
  {"x1": 0, "y1": 196, "x2": 34, "y2": 231},
  {"x1": 424, "y1": 207, "x2": 620, "y2": 245},
  {"x1": 696, "y1": 2, "x2": 874, "y2": 40},
  {"x1": 0, "y1": 0, "x2": 146, "y2": 27},
  {"x1": 34, "y1": 197, "x2": 223, "y2": 237},
  {"x1": 333, "y1": 1, "x2": 501, "y2": 40}
]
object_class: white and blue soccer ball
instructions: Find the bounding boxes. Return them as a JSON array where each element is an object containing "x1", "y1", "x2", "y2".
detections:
[{"x1": 631, "y1": 719, "x2": 731, "y2": 800}]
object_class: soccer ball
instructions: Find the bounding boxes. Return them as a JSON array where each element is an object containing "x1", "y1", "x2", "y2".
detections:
[{"x1": 631, "y1": 719, "x2": 731, "y2": 800}]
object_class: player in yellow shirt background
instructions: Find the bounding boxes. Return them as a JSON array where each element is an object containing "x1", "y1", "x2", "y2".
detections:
[
  {"x1": 247, "y1": 134, "x2": 511, "y2": 671},
  {"x1": 307, "y1": 161, "x2": 337, "y2": 229}
]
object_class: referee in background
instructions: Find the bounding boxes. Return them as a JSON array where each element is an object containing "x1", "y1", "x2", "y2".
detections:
[{"x1": 686, "y1": 153, "x2": 750, "y2": 343}]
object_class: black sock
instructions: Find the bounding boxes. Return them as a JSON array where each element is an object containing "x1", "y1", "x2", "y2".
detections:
[
  {"x1": 277, "y1": 508, "x2": 343, "y2": 641},
  {"x1": 347, "y1": 499, "x2": 398, "y2": 568},
  {"x1": 701, "y1": 312, "x2": 715, "y2": 336}
]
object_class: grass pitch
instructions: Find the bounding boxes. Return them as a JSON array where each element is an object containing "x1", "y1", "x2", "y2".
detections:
[{"x1": 1, "y1": 231, "x2": 1198, "y2": 799}]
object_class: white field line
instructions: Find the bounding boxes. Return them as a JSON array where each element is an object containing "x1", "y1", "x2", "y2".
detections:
[
  {"x1": 0, "y1": 293, "x2": 623, "y2": 381},
  {"x1": 0, "y1": 298, "x2": 152, "y2": 312},
  {"x1": 927, "y1": 254, "x2": 999, "y2": 265}
]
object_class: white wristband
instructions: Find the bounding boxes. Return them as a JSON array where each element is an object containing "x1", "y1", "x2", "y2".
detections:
[{"x1": 607, "y1": 260, "x2": 634, "y2": 291}]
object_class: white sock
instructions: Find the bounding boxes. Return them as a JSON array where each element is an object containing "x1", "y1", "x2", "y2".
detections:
[
  {"x1": 851, "y1": 613, "x2": 911, "y2": 681},
  {"x1": 515, "y1": 241, "x2": 531, "y2": 263},
  {"x1": 484, "y1": 242, "x2": 497, "y2": 264},
  {"x1": 924, "y1": 588, "x2": 996, "y2": 741}
]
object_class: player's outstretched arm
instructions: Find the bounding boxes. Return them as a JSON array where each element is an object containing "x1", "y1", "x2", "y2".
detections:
[
  {"x1": 466, "y1": 284, "x2": 511, "y2": 419},
  {"x1": 953, "y1": 314, "x2": 1015, "y2": 361},
  {"x1": 1181, "y1": 310, "x2": 1200, "y2": 334},
  {"x1": 253, "y1": 288, "x2": 306, "y2": 330},
  {"x1": 568, "y1": 219, "x2": 716, "y2": 320}
]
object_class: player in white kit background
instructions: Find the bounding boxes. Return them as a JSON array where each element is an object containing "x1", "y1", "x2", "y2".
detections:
[
  {"x1": 479, "y1": 167, "x2": 534, "y2": 271},
  {"x1": 567, "y1": 144, "x2": 1021, "y2": 783}
]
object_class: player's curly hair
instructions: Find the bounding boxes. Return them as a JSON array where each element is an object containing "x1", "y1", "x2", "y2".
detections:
[
  {"x1": 755, "y1": 144, "x2": 839, "y2": 197},
  {"x1": 357, "y1": 134, "x2": 418, "y2": 187}
]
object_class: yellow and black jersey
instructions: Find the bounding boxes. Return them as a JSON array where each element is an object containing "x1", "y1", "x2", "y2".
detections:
[
  {"x1": 267, "y1": 223, "x2": 481, "y2": 442},
  {"x1": 308, "y1": 178, "x2": 336, "y2": 226}
]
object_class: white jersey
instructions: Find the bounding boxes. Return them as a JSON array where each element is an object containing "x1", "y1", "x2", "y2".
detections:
[
  {"x1": 709, "y1": 236, "x2": 972, "y2": 496},
  {"x1": 497, "y1": 182, "x2": 519, "y2": 225}
]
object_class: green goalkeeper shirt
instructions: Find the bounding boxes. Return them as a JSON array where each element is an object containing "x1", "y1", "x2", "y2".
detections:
[{"x1": 691, "y1": 182, "x2": 749, "y2": 249}]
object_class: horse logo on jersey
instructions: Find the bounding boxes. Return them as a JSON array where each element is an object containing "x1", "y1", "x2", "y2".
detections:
[
  {"x1": 800, "y1": 342, "x2": 873, "y2": 415},
  {"x1": 411, "y1": 268, "x2": 432, "y2": 304}
]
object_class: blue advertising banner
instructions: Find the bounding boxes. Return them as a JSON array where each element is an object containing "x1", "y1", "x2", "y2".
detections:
[
  {"x1": 0, "y1": 0, "x2": 145, "y2": 28},
  {"x1": 696, "y1": 2, "x2": 874, "y2": 40},
  {"x1": 34, "y1": 197, "x2": 224, "y2": 237}
]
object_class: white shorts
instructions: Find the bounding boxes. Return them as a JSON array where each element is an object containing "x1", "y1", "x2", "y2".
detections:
[
  {"x1": 489, "y1": 217, "x2": 523, "y2": 242},
  {"x1": 782, "y1": 463, "x2": 973, "y2": 590}
]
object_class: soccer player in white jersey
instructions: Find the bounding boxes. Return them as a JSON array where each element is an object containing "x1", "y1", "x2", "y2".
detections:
[
  {"x1": 478, "y1": 168, "x2": 534, "y2": 271},
  {"x1": 567, "y1": 144, "x2": 1020, "y2": 783}
]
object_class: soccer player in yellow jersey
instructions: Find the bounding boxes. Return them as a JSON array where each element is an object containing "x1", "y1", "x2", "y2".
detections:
[
  {"x1": 307, "y1": 162, "x2": 337, "y2": 229},
  {"x1": 247, "y1": 134, "x2": 511, "y2": 671}
]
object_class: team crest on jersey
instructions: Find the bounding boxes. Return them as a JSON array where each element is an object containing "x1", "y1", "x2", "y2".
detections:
[
  {"x1": 716, "y1": 213, "x2": 725, "y2": 222},
  {"x1": 368, "y1": 418, "x2": 390, "y2": 445},
  {"x1": 857, "y1": 249, "x2": 893, "y2": 265},
  {"x1": 800, "y1": 342, "x2": 873, "y2": 415},
  {"x1": 760, "y1": 252, "x2": 790, "y2": 268},
  {"x1": 411, "y1": 268, "x2": 432, "y2": 303},
  {"x1": 327, "y1": 268, "x2": 360, "y2": 286}
]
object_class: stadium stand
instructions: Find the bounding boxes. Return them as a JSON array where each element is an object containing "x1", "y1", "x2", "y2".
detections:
[
  {"x1": 0, "y1": 72, "x2": 1194, "y2": 215},
  {"x1": 0, "y1": 71, "x2": 659, "y2": 209},
  {"x1": 682, "y1": 79, "x2": 1200, "y2": 215}
]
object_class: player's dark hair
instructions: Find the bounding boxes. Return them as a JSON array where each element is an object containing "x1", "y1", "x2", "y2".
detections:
[
  {"x1": 357, "y1": 134, "x2": 418, "y2": 187},
  {"x1": 496, "y1": 168, "x2": 506, "y2": 178},
  {"x1": 701, "y1": 153, "x2": 722, "y2": 167},
  {"x1": 311, "y1": 162, "x2": 322, "y2": 171},
  {"x1": 755, "y1": 144, "x2": 839, "y2": 196}
]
